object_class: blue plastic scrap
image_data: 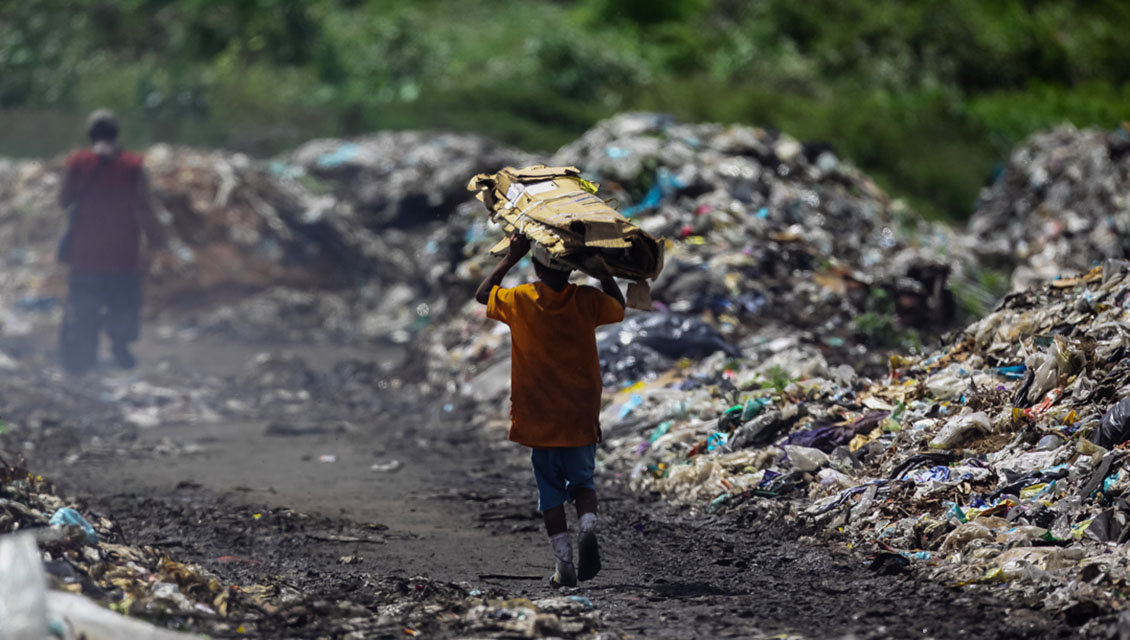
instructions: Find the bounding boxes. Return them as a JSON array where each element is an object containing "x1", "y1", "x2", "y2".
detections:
[
  {"x1": 567, "y1": 595, "x2": 596, "y2": 610},
  {"x1": 621, "y1": 168, "x2": 684, "y2": 218},
  {"x1": 1103, "y1": 471, "x2": 1121, "y2": 494},
  {"x1": 706, "y1": 432, "x2": 728, "y2": 452},
  {"x1": 49, "y1": 507, "x2": 99, "y2": 544},
  {"x1": 314, "y1": 143, "x2": 362, "y2": 169},
  {"x1": 997, "y1": 365, "x2": 1027, "y2": 380},
  {"x1": 911, "y1": 466, "x2": 952, "y2": 483},
  {"x1": 619, "y1": 395, "x2": 644, "y2": 420}
]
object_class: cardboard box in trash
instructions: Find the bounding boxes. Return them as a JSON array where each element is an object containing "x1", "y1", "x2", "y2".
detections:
[{"x1": 467, "y1": 165, "x2": 664, "y2": 309}]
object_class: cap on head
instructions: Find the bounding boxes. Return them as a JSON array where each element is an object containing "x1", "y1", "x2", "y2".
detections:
[{"x1": 87, "y1": 109, "x2": 119, "y2": 142}]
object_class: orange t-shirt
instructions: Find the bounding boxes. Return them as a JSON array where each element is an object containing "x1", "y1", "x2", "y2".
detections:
[{"x1": 487, "y1": 282, "x2": 625, "y2": 448}]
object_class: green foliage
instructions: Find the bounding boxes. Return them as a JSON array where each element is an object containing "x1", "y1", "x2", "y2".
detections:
[
  {"x1": 952, "y1": 265, "x2": 1013, "y2": 318},
  {"x1": 853, "y1": 289, "x2": 926, "y2": 353},
  {"x1": 1, "y1": 0, "x2": 1127, "y2": 218},
  {"x1": 765, "y1": 365, "x2": 792, "y2": 394}
]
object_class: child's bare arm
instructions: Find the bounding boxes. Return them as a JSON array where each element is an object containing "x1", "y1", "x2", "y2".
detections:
[
  {"x1": 598, "y1": 276, "x2": 625, "y2": 309},
  {"x1": 475, "y1": 234, "x2": 531, "y2": 304}
]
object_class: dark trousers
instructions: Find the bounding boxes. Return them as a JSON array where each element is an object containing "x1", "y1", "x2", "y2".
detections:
[{"x1": 60, "y1": 272, "x2": 141, "y2": 373}]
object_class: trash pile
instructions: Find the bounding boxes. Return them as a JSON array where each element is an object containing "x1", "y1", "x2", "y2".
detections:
[
  {"x1": 967, "y1": 122, "x2": 1130, "y2": 292},
  {"x1": 428, "y1": 113, "x2": 972, "y2": 404},
  {"x1": 553, "y1": 114, "x2": 966, "y2": 340},
  {"x1": 0, "y1": 455, "x2": 233, "y2": 636},
  {"x1": 0, "y1": 455, "x2": 611, "y2": 639},
  {"x1": 290, "y1": 131, "x2": 535, "y2": 229},
  {"x1": 591, "y1": 257, "x2": 1130, "y2": 625},
  {"x1": 0, "y1": 132, "x2": 535, "y2": 347}
]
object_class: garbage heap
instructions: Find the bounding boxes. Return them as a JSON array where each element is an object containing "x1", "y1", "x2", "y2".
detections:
[
  {"x1": 289, "y1": 131, "x2": 536, "y2": 229},
  {"x1": 594, "y1": 258, "x2": 1130, "y2": 625},
  {"x1": 427, "y1": 113, "x2": 972, "y2": 398},
  {"x1": 966, "y1": 122, "x2": 1130, "y2": 292},
  {"x1": 0, "y1": 132, "x2": 533, "y2": 345}
]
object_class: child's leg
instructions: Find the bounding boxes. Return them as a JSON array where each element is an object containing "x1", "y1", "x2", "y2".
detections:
[
  {"x1": 564, "y1": 446, "x2": 601, "y2": 581},
  {"x1": 531, "y1": 448, "x2": 576, "y2": 587},
  {"x1": 543, "y1": 505, "x2": 567, "y2": 536},
  {"x1": 574, "y1": 488, "x2": 598, "y2": 518}
]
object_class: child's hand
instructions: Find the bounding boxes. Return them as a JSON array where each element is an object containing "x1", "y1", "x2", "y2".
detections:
[{"x1": 507, "y1": 233, "x2": 531, "y2": 259}]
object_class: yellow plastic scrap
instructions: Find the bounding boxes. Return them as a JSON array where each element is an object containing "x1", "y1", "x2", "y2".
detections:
[
  {"x1": 889, "y1": 354, "x2": 915, "y2": 370},
  {"x1": 980, "y1": 567, "x2": 1008, "y2": 583},
  {"x1": 576, "y1": 176, "x2": 599, "y2": 194},
  {"x1": 848, "y1": 434, "x2": 870, "y2": 452},
  {"x1": 1072, "y1": 519, "x2": 1094, "y2": 539},
  {"x1": 624, "y1": 380, "x2": 647, "y2": 393},
  {"x1": 963, "y1": 507, "x2": 987, "y2": 521},
  {"x1": 1019, "y1": 483, "x2": 1048, "y2": 499}
]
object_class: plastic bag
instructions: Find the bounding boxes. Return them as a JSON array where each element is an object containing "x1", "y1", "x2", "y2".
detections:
[
  {"x1": 1093, "y1": 398, "x2": 1130, "y2": 448},
  {"x1": 929, "y1": 412, "x2": 991, "y2": 449},
  {"x1": 784, "y1": 445, "x2": 829, "y2": 472},
  {"x1": 596, "y1": 312, "x2": 740, "y2": 384},
  {"x1": 0, "y1": 533, "x2": 50, "y2": 640},
  {"x1": 48, "y1": 508, "x2": 99, "y2": 545}
]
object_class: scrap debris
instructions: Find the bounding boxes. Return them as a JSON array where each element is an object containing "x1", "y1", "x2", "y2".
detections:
[
  {"x1": 0, "y1": 455, "x2": 611, "y2": 638},
  {"x1": 588, "y1": 259, "x2": 1130, "y2": 630},
  {"x1": 967, "y1": 122, "x2": 1130, "y2": 292},
  {"x1": 4, "y1": 113, "x2": 1130, "y2": 635}
]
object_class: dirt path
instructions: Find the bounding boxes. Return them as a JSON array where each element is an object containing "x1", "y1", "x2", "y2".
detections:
[{"x1": 15, "y1": 333, "x2": 1076, "y2": 639}]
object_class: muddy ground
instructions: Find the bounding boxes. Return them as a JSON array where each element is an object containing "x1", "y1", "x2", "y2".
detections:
[{"x1": 2, "y1": 328, "x2": 1078, "y2": 639}]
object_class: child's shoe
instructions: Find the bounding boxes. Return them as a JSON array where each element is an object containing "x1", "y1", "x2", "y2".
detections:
[
  {"x1": 550, "y1": 560, "x2": 578, "y2": 588},
  {"x1": 548, "y1": 532, "x2": 577, "y2": 587}
]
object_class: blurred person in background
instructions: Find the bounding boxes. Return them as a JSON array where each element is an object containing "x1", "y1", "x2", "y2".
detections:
[{"x1": 57, "y1": 109, "x2": 166, "y2": 374}]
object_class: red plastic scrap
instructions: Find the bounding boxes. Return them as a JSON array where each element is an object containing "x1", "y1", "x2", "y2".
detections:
[{"x1": 1030, "y1": 387, "x2": 1065, "y2": 416}]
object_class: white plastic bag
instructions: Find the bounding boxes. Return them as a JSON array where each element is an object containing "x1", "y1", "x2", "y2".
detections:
[
  {"x1": 929, "y1": 412, "x2": 991, "y2": 449},
  {"x1": 784, "y1": 445, "x2": 829, "y2": 472},
  {"x1": 0, "y1": 533, "x2": 50, "y2": 640}
]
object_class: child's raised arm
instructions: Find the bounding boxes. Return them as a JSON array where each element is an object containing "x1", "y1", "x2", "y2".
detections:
[{"x1": 475, "y1": 233, "x2": 531, "y2": 304}]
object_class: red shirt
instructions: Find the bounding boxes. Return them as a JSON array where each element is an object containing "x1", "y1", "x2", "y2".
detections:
[
  {"x1": 63, "y1": 149, "x2": 145, "y2": 273},
  {"x1": 487, "y1": 283, "x2": 625, "y2": 447}
]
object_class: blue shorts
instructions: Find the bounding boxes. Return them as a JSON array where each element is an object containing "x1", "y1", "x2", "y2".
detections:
[{"x1": 530, "y1": 444, "x2": 597, "y2": 511}]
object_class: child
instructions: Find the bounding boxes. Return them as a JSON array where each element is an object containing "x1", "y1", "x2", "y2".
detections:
[{"x1": 475, "y1": 233, "x2": 625, "y2": 587}]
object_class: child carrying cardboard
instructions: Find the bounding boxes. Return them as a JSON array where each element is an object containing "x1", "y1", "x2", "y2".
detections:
[{"x1": 475, "y1": 233, "x2": 625, "y2": 586}]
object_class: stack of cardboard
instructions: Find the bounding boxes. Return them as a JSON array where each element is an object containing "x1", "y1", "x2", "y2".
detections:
[{"x1": 468, "y1": 165, "x2": 664, "y2": 308}]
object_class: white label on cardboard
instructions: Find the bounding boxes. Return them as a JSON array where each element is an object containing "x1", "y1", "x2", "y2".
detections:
[
  {"x1": 523, "y1": 180, "x2": 557, "y2": 196},
  {"x1": 505, "y1": 182, "x2": 524, "y2": 203}
]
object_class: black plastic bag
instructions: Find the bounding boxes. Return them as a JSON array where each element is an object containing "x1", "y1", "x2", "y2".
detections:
[
  {"x1": 596, "y1": 311, "x2": 740, "y2": 384},
  {"x1": 1093, "y1": 398, "x2": 1130, "y2": 448}
]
